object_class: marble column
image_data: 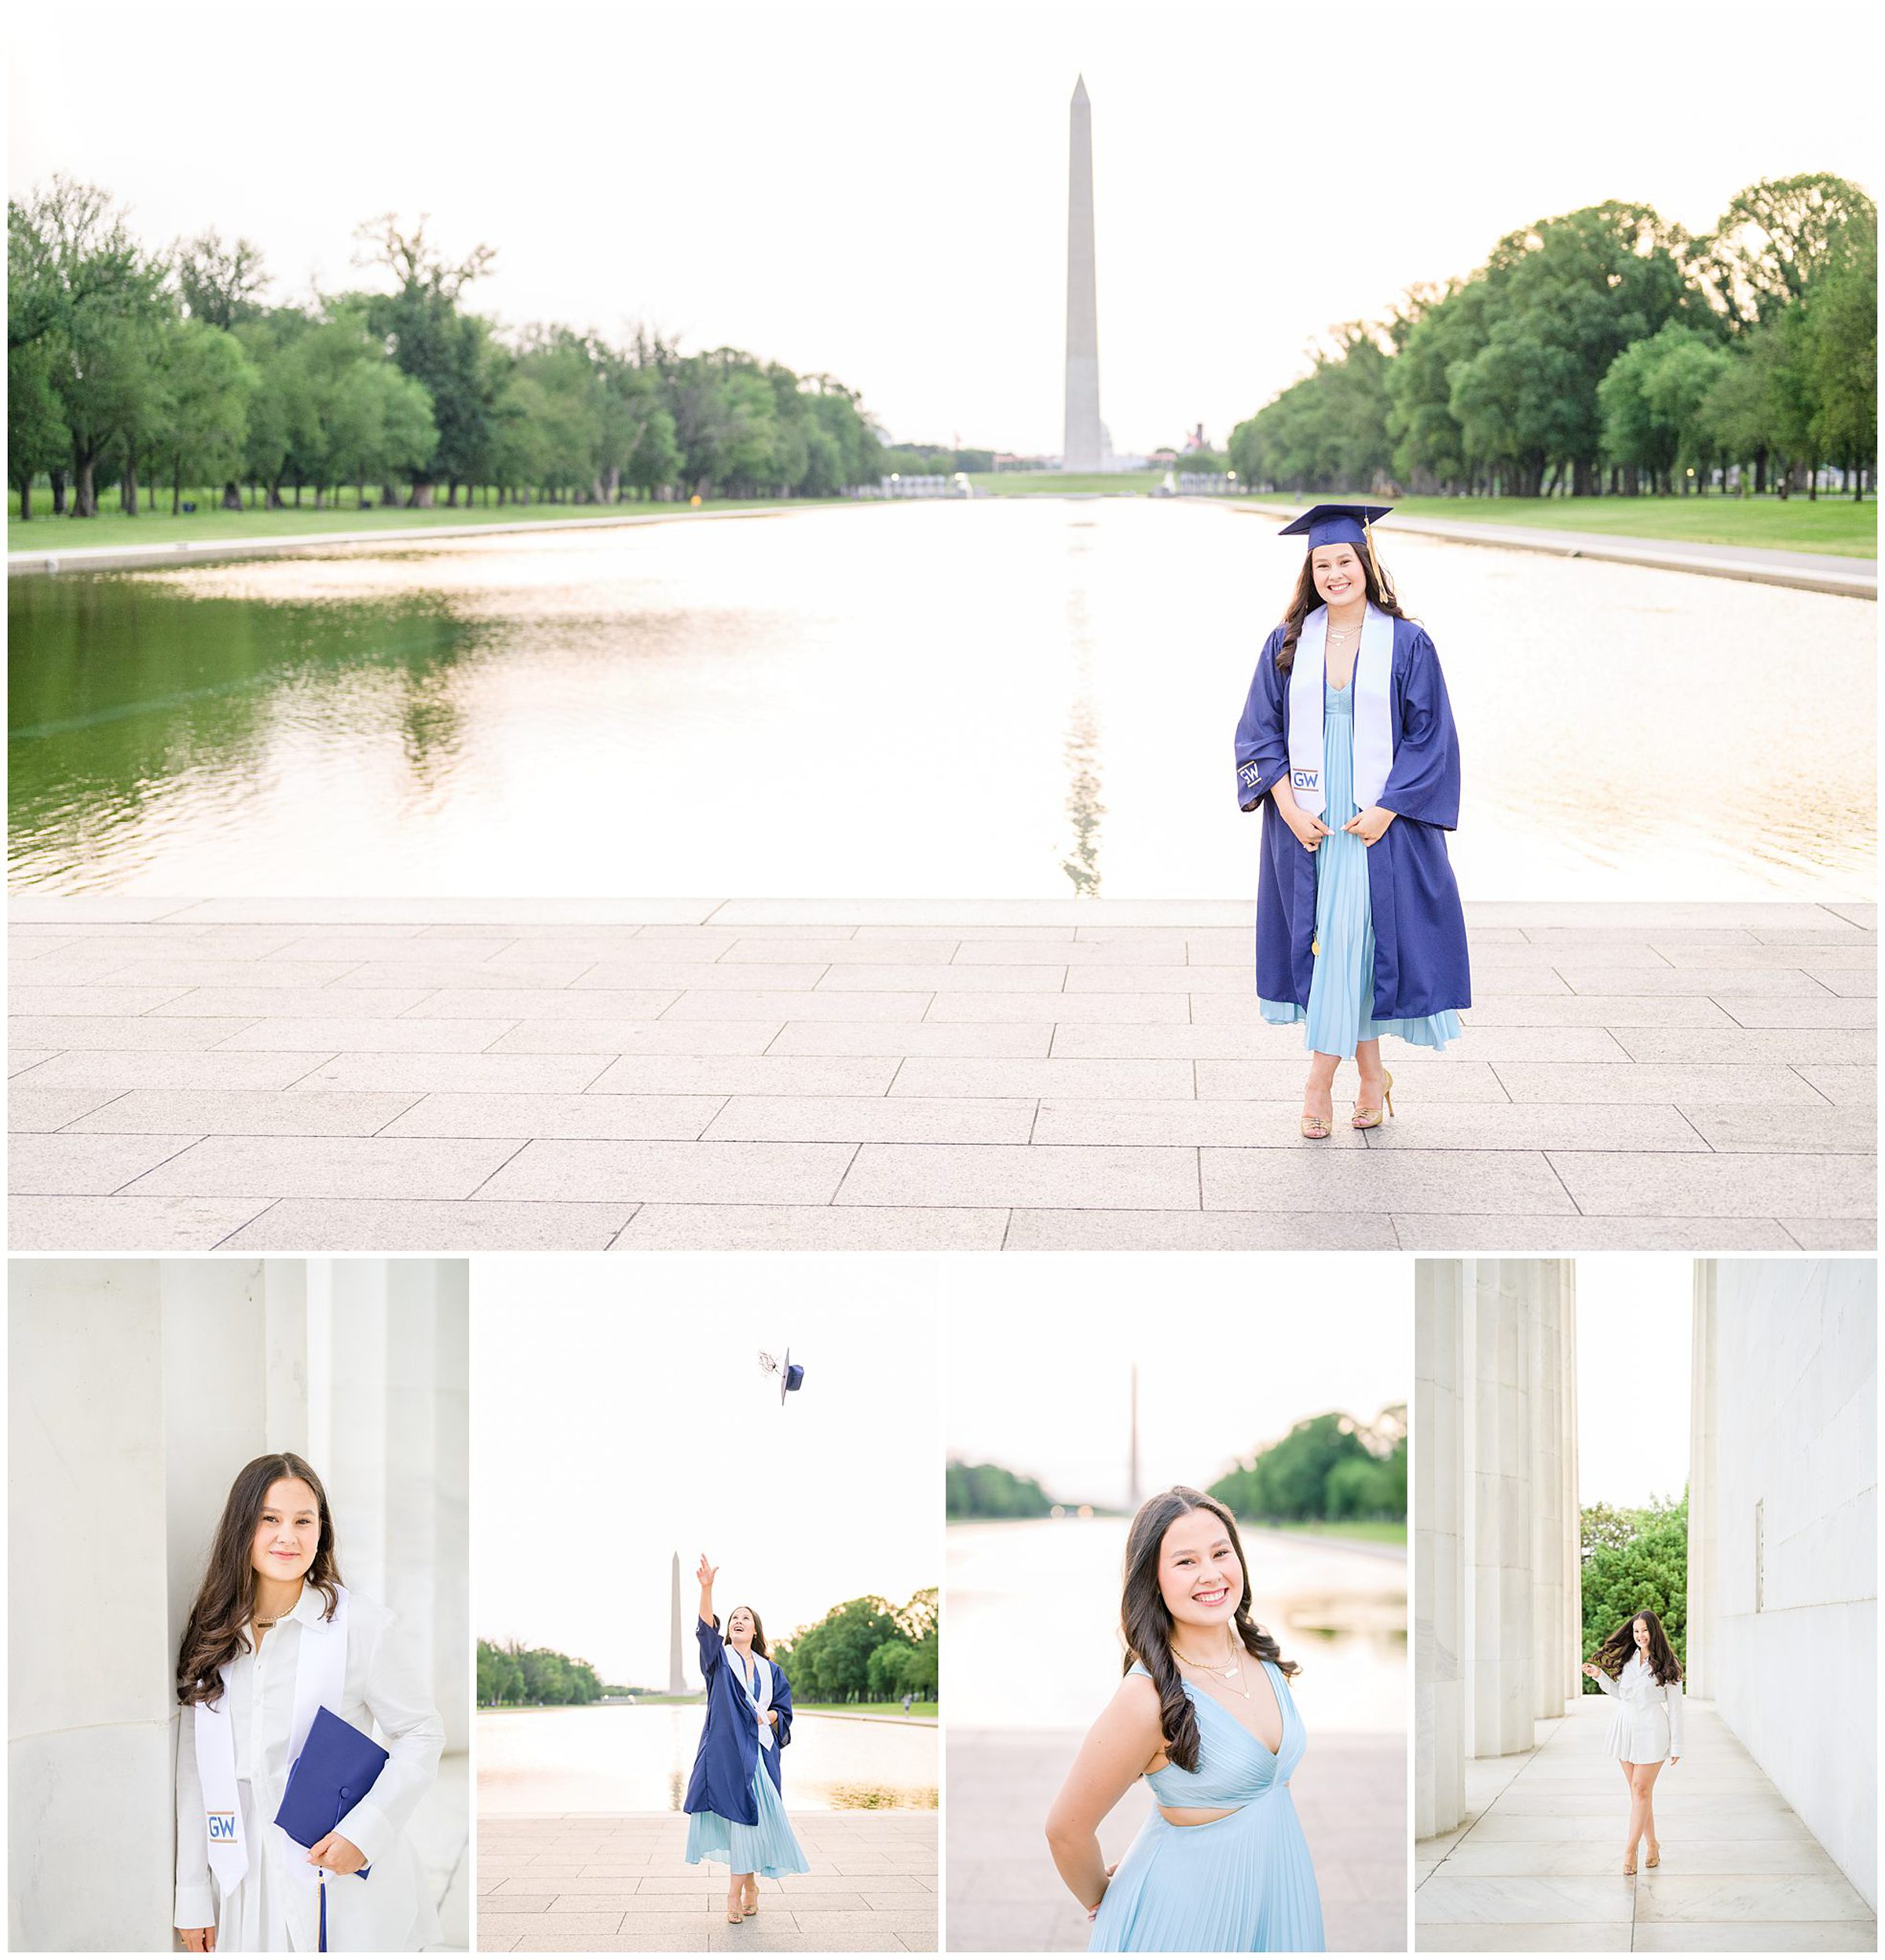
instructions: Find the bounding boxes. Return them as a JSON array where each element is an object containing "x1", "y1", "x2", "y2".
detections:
[
  {"x1": 1463, "y1": 1260, "x2": 1535, "y2": 1759},
  {"x1": 9, "y1": 1263, "x2": 178, "y2": 1949},
  {"x1": 1528, "y1": 1260, "x2": 1581, "y2": 1717},
  {"x1": 1415, "y1": 1260, "x2": 1466, "y2": 1838}
]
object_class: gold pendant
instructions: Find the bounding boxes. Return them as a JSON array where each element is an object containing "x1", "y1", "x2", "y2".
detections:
[{"x1": 1311, "y1": 938, "x2": 1320, "y2": 956}]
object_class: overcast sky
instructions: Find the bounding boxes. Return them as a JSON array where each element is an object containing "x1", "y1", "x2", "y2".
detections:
[
  {"x1": 943, "y1": 1255, "x2": 1410, "y2": 1510},
  {"x1": 1576, "y1": 1256, "x2": 1693, "y2": 1510},
  {"x1": 10, "y1": 2, "x2": 1877, "y2": 454},
  {"x1": 473, "y1": 1254, "x2": 940, "y2": 1688}
]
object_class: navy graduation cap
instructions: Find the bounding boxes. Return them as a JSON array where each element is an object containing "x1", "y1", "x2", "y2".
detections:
[
  {"x1": 758, "y1": 1348, "x2": 806, "y2": 1406},
  {"x1": 1278, "y1": 502, "x2": 1393, "y2": 550}
]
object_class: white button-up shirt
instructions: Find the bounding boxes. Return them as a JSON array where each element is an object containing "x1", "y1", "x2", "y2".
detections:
[{"x1": 174, "y1": 1586, "x2": 444, "y2": 1951}]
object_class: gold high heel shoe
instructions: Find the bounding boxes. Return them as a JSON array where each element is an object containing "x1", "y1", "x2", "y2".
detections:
[
  {"x1": 1352, "y1": 1069, "x2": 1394, "y2": 1130},
  {"x1": 1300, "y1": 1110, "x2": 1332, "y2": 1140},
  {"x1": 743, "y1": 1878, "x2": 761, "y2": 1916},
  {"x1": 1622, "y1": 1853, "x2": 1637, "y2": 1877},
  {"x1": 1645, "y1": 1841, "x2": 1660, "y2": 1869},
  {"x1": 727, "y1": 1888, "x2": 745, "y2": 1924}
]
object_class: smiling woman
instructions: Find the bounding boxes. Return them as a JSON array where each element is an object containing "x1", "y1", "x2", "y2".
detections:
[
  {"x1": 173, "y1": 1453, "x2": 445, "y2": 1955},
  {"x1": 1045, "y1": 1487, "x2": 1325, "y2": 1953}
]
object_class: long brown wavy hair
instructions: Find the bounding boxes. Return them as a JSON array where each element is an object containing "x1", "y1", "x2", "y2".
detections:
[
  {"x1": 1276, "y1": 540, "x2": 1409, "y2": 675},
  {"x1": 1590, "y1": 1608, "x2": 1682, "y2": 1688},
  {"x1": 719, "y1": 1607, "x2": 770, "y2": 1659},
  {"x1": 1120, "y1": 1486, "x2": 1297, "y2": 1774},
  {"x1": 176, "y1": 1454, "x2": 342, "y2": 1707}
]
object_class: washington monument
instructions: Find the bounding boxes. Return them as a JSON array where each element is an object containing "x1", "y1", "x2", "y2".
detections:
[
  {"x1": 1063, "y1": 75, "x2": 1105, "y2": 470},
  {"x1": 668, "y1": 1551, "x2": 685, "y2": 1694}
]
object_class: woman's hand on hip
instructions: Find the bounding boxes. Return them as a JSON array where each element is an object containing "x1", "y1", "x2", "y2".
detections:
[
  {"x1": 308, "y1": 1831, "x2": 367, "y2": 1875},
  {"x1": 180, "y1": 1930, "x2": 216, "y2": 1954},
  {"x1": 1344, "y1": 805, "x2": 1397, "y2": 846}
]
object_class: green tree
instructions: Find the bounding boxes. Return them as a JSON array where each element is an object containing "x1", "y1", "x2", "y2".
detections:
[
  {"x1": 1699, "y1": 173, "x2": 1878, "y2": 328},
  {"x1": 152, "y1": 316, "x2": 256, "y2": 513},
  {"x1": 946, "y1": 1461, "x2": 1056, "y2": 1519},
  {"x1": 1579, "y1": 1494, "x2": 1688, "y2": 1691}
]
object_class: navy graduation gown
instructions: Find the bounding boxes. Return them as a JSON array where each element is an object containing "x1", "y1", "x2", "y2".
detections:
[
  {"x1": 1234, "y1": 616, "x2": 1471, "y2": 1021},
  {"x1": 683, "y1": 1616, "x2": 796, "y2": 1826}
]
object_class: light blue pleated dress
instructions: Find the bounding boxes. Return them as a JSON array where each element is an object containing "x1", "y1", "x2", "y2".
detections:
[
  {"x1": 1261, "y1": 678, "x2": 1461, "y2": 1058},
  {"x1": 1089, "y1": 1661, "x2": 1324, "y2": 1953},
  {"x1": 685, "y1": 1757, "x2": 810, "y2": 1878}
]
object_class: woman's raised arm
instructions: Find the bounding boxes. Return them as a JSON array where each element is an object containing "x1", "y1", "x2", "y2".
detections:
[{"x1": 1044, "y1": 1673, "x2": 1163, "y2": 1918}]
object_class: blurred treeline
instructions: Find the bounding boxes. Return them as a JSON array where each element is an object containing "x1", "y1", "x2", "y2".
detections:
[
  {"x1": 1579, "y1": 1493, "x2": 1688, "y2": 1690},
  {"x1": 477, "y1": 1638, "x2": 612, "y2": 1706},
  {"x1": 772, "y1": 1587, "x2": 939, "y2": 1706},
  {"x1": 9, "y1": 179, "x2": 886, "y2": 520},
  {"x1": 1229, "y1": 175, "x2": 1876, "y2": 500},
  {"x1": 1209, "y1": 1406, "x2": 1407, "y2": 1525},
  {"x1": 946, "y1": 1404, "x2": 1407, "y2": 1523}
]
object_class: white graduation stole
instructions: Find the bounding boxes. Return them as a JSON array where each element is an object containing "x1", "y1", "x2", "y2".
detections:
[
  {"x1": 192, "y1": 1586, "x2": 350, "y2": 1904},
  {"x1": 727, "y1": 1644, "x2": 776, "y2": 1750},
  {"x1": 1286, "y1": 603, "x2": 1395, "y2": 816}
]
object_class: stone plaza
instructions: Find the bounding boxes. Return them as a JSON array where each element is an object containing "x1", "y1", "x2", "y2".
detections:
[
  {"x1": 8, "y1": 896, "x2": 1873, "y2": 1252},
  {"x1": 478, "y1": 1811, "x2": 937, "y2": 1954}
]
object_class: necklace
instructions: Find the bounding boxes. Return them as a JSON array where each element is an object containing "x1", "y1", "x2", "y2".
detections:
[{"x1": 1172, "y1": 1634, "x2": 1251, "y2": 1697}]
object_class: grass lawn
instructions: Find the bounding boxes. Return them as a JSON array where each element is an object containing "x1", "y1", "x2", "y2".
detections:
[
  {"x1": 1242, "y1": 492, "x2": 1876, "y2": 558},
  {"x1": 794, "y1": 1702, "x2": 939, "y2": 1718},
  {"x1": 1256, "y1": 1518, "x2": 1407, "y2": 1546},
  {"x1": 6, "y1": 492, "x2": 838, "y2": 558}
]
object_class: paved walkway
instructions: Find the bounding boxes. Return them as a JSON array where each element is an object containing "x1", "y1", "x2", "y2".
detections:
[
  {"x1": 1230, "y1": 500, "x2": 1877, "y2": 598},
  {"x1": 949, "y1": 1727, "x2": 1405, "y2": 1951},
  {"x1": 478, "y1": 1811, "x2": 936, "y2": 1953},
  {"x1": 1416, "y1": 1698, "x2": 1877, "y2": 1951},
  {"x1": 8, "y1": 898, "x2": 1872, "y2": 1252}
]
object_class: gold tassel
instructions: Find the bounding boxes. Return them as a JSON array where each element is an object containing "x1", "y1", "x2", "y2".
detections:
[{"x1": 1363, "y1": 517, "x2": 1387, "y2": 598}]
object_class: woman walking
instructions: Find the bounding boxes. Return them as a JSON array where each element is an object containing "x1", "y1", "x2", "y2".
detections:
[
  {"x1": 1234, "y1": 504, "x2": 1470, "y2": 1139},
  {"x1": 683, "y1": 1553, "x2": 811, "y2": 1924},
  {"x1": 1045, "y1": 1486, "x2": 1323, "y2": 1951},
  {"x1": 174, "y1": 1454, "x2": 445, "y2": 1952},
  {"x1": 1583, "y1": 1609, "x2": 1685, "y2": 1875}
]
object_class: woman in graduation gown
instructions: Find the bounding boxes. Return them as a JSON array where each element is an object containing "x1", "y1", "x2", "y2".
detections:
[
  {"x1": 1233, "y1": 505, "x2": 1470, "y2": 1138},
  {"x1": 683, "y1": 1553, "x2": 811, "y2": 1922},
  {"x1": 174, "y1": 1453, "x2": 445, "y2": 1953},
  {"x1": 1045, "y1": 1487, "x2": 1324, "y2": 1952}
]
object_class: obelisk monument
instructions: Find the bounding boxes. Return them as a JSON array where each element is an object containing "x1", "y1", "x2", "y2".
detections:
[
  {"x1": 1063, "y1": 75, "x2": 1104, "y2": 470},
  {"x1": 668, "y1": 1551, "x2": 685, "y2": 1693}
]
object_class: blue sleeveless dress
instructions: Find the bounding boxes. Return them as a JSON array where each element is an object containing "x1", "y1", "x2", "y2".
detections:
[
  {"x1": 1261, "y1": 678, "x2": 1461, "y2": 1059},
  {"x1": 1089, "y1": 1661, "x2": 1324, "y2": 1953}
]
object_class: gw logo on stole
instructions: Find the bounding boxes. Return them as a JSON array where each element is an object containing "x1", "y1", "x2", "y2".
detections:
[
  {"x1": 207, "y1": 1812, "x2": 239, "y2": 1841},
  {"x1": 1291, "y1": 768, "x2": 1320, "y2": 792}
]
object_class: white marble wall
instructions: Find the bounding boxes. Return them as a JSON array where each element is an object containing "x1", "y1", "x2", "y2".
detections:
[
  {"x1": 1417, "y1": 1258, "x2": 1580, "y2": 1838},
  {"x1": 1690, "y1": 1259, "x2": 1877, "y2": 1910},
  {"x1": 1415, "y1": 1260, "x2": 1466, "y2": 1839},
  {"x1": 7, "y1": 1258, "x2": 468, "y2": 1949}
]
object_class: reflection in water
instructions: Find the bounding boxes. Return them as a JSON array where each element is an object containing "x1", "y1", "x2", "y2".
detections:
[
  {"x1": 8, "y1": 501, "x2": 1873, "y2": 898},
  {"x1": 1060, "y1": 575, "x2": 1105, "y2": 894},
  {"x1": 949, "y1": 1516, "x2": 1406, "y2": 1735},
  {"x1": 476, "y1": 1702, "x2": 938, "y2": 1816}
]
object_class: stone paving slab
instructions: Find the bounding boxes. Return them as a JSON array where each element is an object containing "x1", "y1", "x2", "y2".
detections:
[
  {"x1": 9, "y1": 899, "x2": 1872, "y2": 1250},
  {"x1": 476, "y1": 1812, "x2": 936, "y2": 1953},
  {"x1": 1417, "y1": 1700, "x2": 1876, "y2": 1952},
  {"x1": 948, "y1": 1727, "x2": 1404, "y2": 1951}
]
